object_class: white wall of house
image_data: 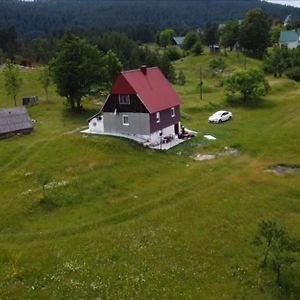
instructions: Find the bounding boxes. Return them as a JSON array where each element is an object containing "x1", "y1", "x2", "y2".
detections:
[
  {"x1": 102, "y1": 112, "x2": 150, "y2": 135},
  {"x1": 280, "y1": 41, "x2": 299, "y2": 49},
  {"x1": 89, "y1": 116, "x2": 104, "y2": 132}
]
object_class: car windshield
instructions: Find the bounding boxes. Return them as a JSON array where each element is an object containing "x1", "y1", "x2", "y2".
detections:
[{"x1": 213, "y1": 111, "x2": 224, "y2": 116}]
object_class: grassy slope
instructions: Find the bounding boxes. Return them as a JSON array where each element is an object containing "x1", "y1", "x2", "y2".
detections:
[{"x1": 0, "y1": 53, "x2": 299, "y2": 299}]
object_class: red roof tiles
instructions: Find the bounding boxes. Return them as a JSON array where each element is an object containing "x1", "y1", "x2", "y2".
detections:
[{"x1": 110, "y1": 67, "x2": 181, "y2": 113}]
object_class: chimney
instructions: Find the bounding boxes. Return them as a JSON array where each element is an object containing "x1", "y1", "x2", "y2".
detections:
[{"x1": 140, "y1": 65, "x2": 147, "y2": 75}]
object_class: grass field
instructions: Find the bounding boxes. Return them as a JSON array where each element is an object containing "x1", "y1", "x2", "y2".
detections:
[{"x1": 0, "y1": 52, "x2": 300, "y2": 299}]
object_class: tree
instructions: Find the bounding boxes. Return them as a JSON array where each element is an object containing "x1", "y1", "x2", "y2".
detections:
[
  {"x1": 204, "y1": 23, "x2": 219, "y2": 46},
  {"x1": 219, "y1": 19, "x2": 240, "y2": 52},
  {"x1": 177, "y1": 70, "x2": 186, "y2": 85},
  {"x1": 0, "y1": 26, "x2": 18, "y2": 59},
  {"x1": 264, "y1": 47, "x2": 287, "y2": 77},
  {"x1": 39, "y1": 66, "x2": 52, "y2": 102},
  {"x1": 159, "y1": 53, "x2": 176, "y2": 83},
  {"x1": 3, "y1": 60, "x2": 22, "y2": 107},
  {"x1": 222, "y1": 68, "x2": 270, "y2": 102},
  {"x1": 239, "y1": 8, "x2": 271, "y2": 58},
  {"x1": 166, "y1": 46, "x2": 181, "y2": 61},
  {"x1": 191, "y1": 40, "x2": 203, "y2": 56},
  {"x1": 50, "y1": 32, "x2": 106, "y2": 110},
  {"x1": 103, "y1": 50, "x2": 123, "y2": 87},
  {"x1": 270, "y1": 24, "x2": 283, "y2": 45},
  {"x1": 254, "y1": 220, "x2": 299, "y2": 286},
  {"x1": 182, "y1": 31, "x2": 199, "y2": 50},
  {"x1": 158, "y1": 28, "x2": 175, "y2": 47}
]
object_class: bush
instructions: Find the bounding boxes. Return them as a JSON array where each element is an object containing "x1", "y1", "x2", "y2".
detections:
[
  {"x1": 209, "y1": 58, "x2": 226, "y2": 73},
  {"x1": 222, "y1": 68, "x2": 270, "y2": 103},
  {"x1": 166, "y1": 46, "x2": 181, "y2": 61},
  {"x1": 177, "y1": 70, "x2": 186, "y2": 85},
  {"x1": 191, "y1": 40, "x2": 203, "y2": 56},
  {"x1": 285, "y1": 67, "x2": 300, "y2": 82}
]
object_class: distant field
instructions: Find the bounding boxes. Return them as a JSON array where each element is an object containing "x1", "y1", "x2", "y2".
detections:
[{"x1": 0, "y1": 52, "x2": 299, "y2": 299}]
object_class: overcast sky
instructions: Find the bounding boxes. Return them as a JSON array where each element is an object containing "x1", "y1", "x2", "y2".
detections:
[{"x1": 265, "y1": 0, "x2": 300, "y2": 7}]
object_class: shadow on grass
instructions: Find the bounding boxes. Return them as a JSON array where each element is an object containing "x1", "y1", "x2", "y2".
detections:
[
  {"x1": 61, "y1": 107, "x2": 100, "y2": 122},
  {"x1": 31, "y1": 196, "x2": 59, "y2": 213},
  {"x1": 226, "y1": 96, "x2": 276, "y2": 109}
]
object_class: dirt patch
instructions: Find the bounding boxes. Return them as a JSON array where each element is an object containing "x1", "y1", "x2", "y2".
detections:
[
  {"x1": 192, "y1": 147, "x2": 239, "y2": 161},
  {"x1": 266, "y1": 164, "x2": 300, "y2": 175},
  {"x1": 192, "y1": 154, "x2": 217, "y2": 161},
  {"x1": 218, "y1": 146, "x2": 239, "y2": 156}
]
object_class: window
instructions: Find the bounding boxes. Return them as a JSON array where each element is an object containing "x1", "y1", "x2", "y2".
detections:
[
  {"x1": 119, "y1": 94, "x2": 130, "y2": 105},
  {"x1": 171, "y1": 107, "x2": 175, "y2": 117},
  {"x1": 93, "y1": 122, "x2": 97, "y2": 127},
  {"x1": 122, "y1": 115, "x2": 129, "y2": 126},
  {"x1": 156, "y1": 112, "x2": 160, "y2": 123}
]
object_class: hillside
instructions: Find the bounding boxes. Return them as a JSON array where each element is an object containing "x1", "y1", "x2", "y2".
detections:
[
  {"x1": 0, "y1": 51, "x2": 299, "y2": 298},
  {"x1": 0, "y1": 0, "x2": 300, "y2": 36}
]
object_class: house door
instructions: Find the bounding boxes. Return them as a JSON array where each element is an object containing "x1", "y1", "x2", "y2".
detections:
[{"x1": 174, "y1": 123, "x2": 179, "y2": 135}]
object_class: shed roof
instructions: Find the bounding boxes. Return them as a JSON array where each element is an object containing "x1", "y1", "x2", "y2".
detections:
[
  {"x1": 173, "y1": 36, "x2": 185, "y2": 46},
  {"x1": 0, "y1": 107, "x2": 33, "y2": 135},
  {"x1": 279, "y1": 30, "x2": 299, "y2": 43},
  {"x1": 110, "y1": 67, "x2": 181, "y2": 113}
]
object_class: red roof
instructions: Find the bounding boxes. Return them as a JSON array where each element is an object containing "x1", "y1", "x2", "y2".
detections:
[{"x1": 110, "y1": 67, "x2": 181, "y2": 113}]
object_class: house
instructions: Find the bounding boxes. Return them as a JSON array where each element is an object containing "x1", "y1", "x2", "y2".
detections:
[
  {"x1": 172, "y1": 36, "x2": 185, "y2": 48},
  {"x1": 88, "y1": 66, "x2": 193, "y2": 148},
  {"x1": 279, "y1": 30, "x2": 300, "y2": 49},
  {"x1": 0, "y1": 107, "x2": 34, "y2": 138}
]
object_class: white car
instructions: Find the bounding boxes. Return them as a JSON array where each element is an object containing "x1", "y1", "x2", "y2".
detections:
[{"x1": 208, "y1": 111, "x2": 232, "y2": 123}]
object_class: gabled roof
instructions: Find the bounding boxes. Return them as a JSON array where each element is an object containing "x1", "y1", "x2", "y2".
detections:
[
  {"x1": 110, "y1": 67, "x2": 181, "y2": 113},
  {"x1": 0, "y1": 107, "x2": 33, "y2": 135},
  {"x1": 279, "y1": 30, "x2": 299, "y2": 43},
  {"x1": 173, "y1": 36, "x2": 185, "y2": 46}
]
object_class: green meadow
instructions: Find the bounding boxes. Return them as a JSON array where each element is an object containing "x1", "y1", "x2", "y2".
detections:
[{"x1": 0, "y1": 52, "x2": 300, "y2": 299}]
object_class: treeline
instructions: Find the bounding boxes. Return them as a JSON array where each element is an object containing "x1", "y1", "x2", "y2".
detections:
[
  {"x1": 0, "y1": 28, "x2": 175, "y2": 80},
  {"x1": 0, "y1": 0, "x2": 299, "y2": 38}
]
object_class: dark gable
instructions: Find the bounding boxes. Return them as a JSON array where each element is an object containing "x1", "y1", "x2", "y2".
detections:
[{"x1": 102, "y1": 94, "x2": 148, "y2": 113}]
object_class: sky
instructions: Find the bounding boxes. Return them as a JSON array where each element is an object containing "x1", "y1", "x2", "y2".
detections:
[
  {"x1": 265, "y1": 0, "x2": 300, "y2": 7},
  {"x1": 20, "y1": 0, "x2": 300, "y2": 7}
]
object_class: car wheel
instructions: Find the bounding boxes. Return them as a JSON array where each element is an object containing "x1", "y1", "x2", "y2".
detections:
[{"x1": 219, "y1": 119, "x2": 222, "y2": 123}]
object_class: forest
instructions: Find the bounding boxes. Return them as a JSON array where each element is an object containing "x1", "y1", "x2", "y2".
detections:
[{"x1": 0, "y1": 0, "x2": 300, "y2": 38}]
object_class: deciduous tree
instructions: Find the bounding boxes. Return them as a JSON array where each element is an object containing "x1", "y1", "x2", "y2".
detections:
[
  {"x1": 39, "y1": 66, "x2": 52, "y2": 102},
  {"x1": 3, "y1": 60, "x2": 22, "y2": 107},
  {"x1": 222, "y1": 68, "x2": 270, "y2": 102},
  {"x1": 50, "y1": 32, "x2": 106, "y2": 111},
  {"x1": 264, "y1": 47, "x2": 287, "y2": 77},
  {"x1": 239, "y1": 8, "x2": 271, "y2": 58},
  {"x1": 158, "y1": 28, "x2": 175, "y2": 48},
  {"x1": 219, "y1": 19, "x2": 240, "y2": 52},
  {"x1": 254, "y1": 220, "x2": 299, "y2": 286},
  {"x1": 183, "y1": 31, "x2": 199, "y2": 50}
]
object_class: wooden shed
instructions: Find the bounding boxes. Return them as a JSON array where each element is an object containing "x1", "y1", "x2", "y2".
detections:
[{"x1": 0, "y1": 107, "x2": 34, "y2": 138}]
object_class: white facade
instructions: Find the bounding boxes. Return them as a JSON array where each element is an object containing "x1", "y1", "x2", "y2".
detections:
[
  {"x1": 88, "y1": 113, "x2": 179, "y2": 146},
  {"x1": 89, "y1": 116, "x2": 104, "y2": 133},
  {"x1": 280, "y1": 41, "x2": 299, "y2": 49}
]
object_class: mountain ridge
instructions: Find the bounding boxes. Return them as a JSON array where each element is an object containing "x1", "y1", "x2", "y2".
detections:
[{"x1": 0, "y1": 0, "x2": 299, "y2": 37}]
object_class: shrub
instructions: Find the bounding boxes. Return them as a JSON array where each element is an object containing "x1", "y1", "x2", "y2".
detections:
[
  {"x1": 177, "y1": 70, "x2": 186, "y2": 85},
  {"x1": 209, "y1": 58, "x2": 226, "y2": 73},
  {"x1": 285, "y1": 67, "x2": 300, "y2": 82},
  {"x1": 191, "y1": 40, "x2": 203, "y2": 56},
  {"x1": 166, "y1": 46, "x2": 181, "y2": 61},
  {"x1": 222, "y1": 68, "x2": 270, "y2": 103}
]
